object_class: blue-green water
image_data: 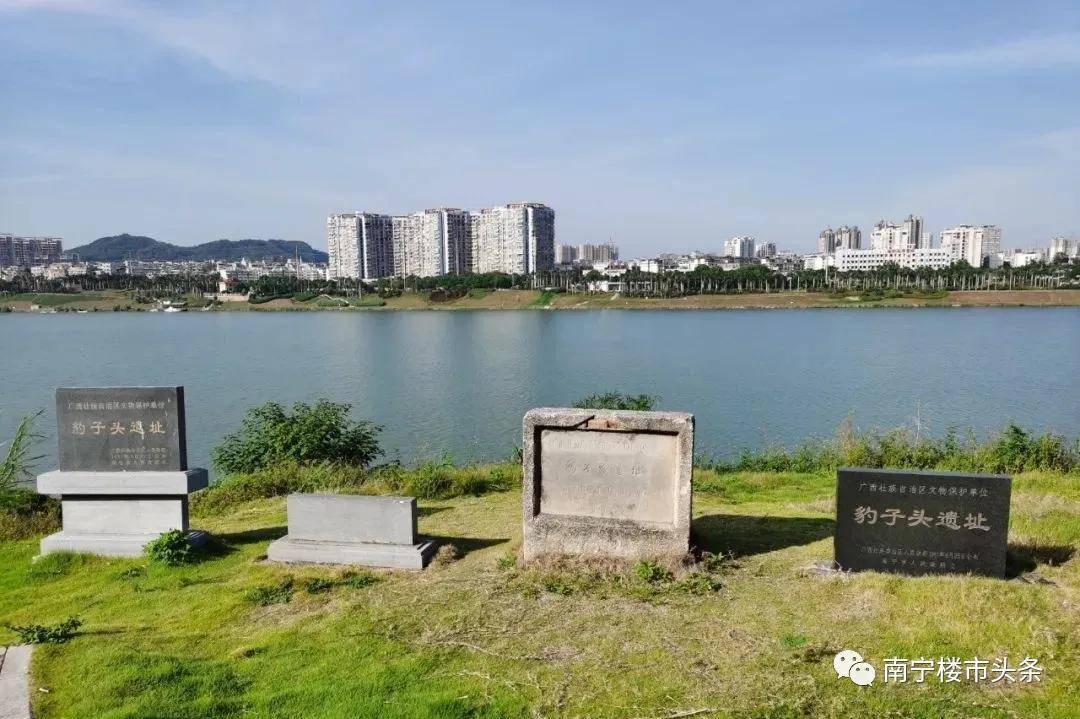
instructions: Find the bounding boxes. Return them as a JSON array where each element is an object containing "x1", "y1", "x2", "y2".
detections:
[{"x1": 2, "y1": 308, "x2": 1078, "y2": 477}]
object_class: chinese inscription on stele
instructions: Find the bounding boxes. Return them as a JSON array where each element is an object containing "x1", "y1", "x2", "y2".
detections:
[
  {"x1": 522, "y1": 407, "x2": 694, "y2": 563},
  {"x1": 834, "y1": 468, "x2": 1011, "y2": 578},
  {"x1": 57, "y1": 387, "x2": 187, "y2": 471}
]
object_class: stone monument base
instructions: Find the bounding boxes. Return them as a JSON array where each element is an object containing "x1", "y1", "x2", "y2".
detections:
[
  {"x1": 267, "y1": 537, "x2": 437, "y2": 570},
  {"x1": 40, "y1": 529, "x2": 210, "y2": 559}
]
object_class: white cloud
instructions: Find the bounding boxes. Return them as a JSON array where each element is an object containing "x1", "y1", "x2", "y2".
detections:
[{"x1": 886, "y1": 34, "x2": 1080, "y2": 70}]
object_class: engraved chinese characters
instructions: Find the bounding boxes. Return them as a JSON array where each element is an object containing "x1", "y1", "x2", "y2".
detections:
[
  {"x1": 834, "y1": 468, "x2": 1011, "y2": 577},
  {"x1": 522, "y1": 408, "x2": 694, "y2": 562},
  {"x1": 57, "y1": 387, "x2": 186, "y2": 471}
]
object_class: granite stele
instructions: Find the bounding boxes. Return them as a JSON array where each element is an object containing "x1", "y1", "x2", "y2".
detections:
[
  {"x1": 268, "y1": 494, "x2": 437, "y2": 569},
  {"x1": 36, "y1": 387, "x2": 208, "y2": 557},
  {"x1": 522, "y1": 407, "x2": 694, "y2": 562},
  {"x1": 834, "y1": 467, "x2": 1012, "y2": 578}
]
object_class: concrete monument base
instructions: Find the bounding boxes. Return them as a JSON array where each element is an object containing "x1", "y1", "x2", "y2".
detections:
[
  {"x1": 40, "y1": 529, "x2": 209, "y2": 558},
  {"x1": 267, "y1": 537, "x2": 436, "y2": 570}
]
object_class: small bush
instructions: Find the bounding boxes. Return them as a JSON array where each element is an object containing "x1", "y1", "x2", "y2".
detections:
[
  {"x1": 497, "y1": 553, "x2": 517, "y2": 570},
  {"x1": 574, "y1": 393, "x2": 659, "y2": 411},
  {"x1": 25, "y1": 552, "x2": 88, "y2": 582},
  {"x1": 3, "y1": 617, "x2": 82, "y2": 644},
  {"x1": 0, "y1": 410, "x2": 45, "y2": 491},
  {"x1": 212, "y1": 400, "x2": 382, "y2": 475},
  {"x1": 0, "y1": 489, "x2": 60, "y2": 540},
  {"x1": 192, "y1": 461, "x2": 367, "y2": 514},
  {"x1": 146, "y1": 529, "x2": 195, "y2": 566},
  {"x1": 247, "y1": 578, "x2": 294, "y2": 606}
]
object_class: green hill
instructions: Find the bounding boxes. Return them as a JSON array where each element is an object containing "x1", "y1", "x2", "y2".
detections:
[{"x1": 69, "y1": 234, "x2": 328, "y2": 263}]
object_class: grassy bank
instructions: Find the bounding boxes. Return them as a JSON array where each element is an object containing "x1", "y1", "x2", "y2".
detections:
[
  {"x1": 1, "y1": 453, "x2": 1078, "y2": 717},
  {"x1": 3, "y1": 288, "x2": 1080, "y2": 312}
]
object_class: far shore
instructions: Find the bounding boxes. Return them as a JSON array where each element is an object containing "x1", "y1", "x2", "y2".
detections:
[{"x1": 2, "y1": 288, "x2": 1079, "y2": 313}]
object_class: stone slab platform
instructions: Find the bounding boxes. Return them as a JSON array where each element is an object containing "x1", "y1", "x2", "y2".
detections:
[
  {"x1": 0, "y1": 645, "x2": 32, "y2": 719},
  {"x1": 40, "y1": 529, "x2": 209, "y2": 558},
  {"x1": 267, "y1": 537, "x2": 436, "y2": 570},
  {"x1": 37, "y1": 469, "x2": 208, "y2": 495}
]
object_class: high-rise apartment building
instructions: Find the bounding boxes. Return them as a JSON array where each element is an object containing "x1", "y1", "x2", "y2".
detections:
[
  {"x1": 870, "y1": 215, "x2": 925, "y2": 251},
  {"x1": 329, "y1": 202, "x2": 553, "y2": 278},
  {"x1": 940, "y1": 225, "x2": 1002, "y2": 268},
  {"x1": 0, "y1": 234, "x2": 63, "y2": 267},
  {"x1": 326, "y1": 213, "x2": 394, "y2": 280},
  {"x1": 1048, "y1": 237, "x2": 1072, "y2": 260},
  {"x1": 723, "y1": 236, "x2": 755, "y2": 258},
  {"x1": 555, "y1": 244, "x2": 578, "y2": 265},
  {"x1": 755, "y1": 242, "x2": 777, "y2": 258},
  {"x1": 818, "y1": 226, "x2": 861, "y2": 253},
  {"x1": 576, "y1": 242, "x2": 618, "y2": 265}
]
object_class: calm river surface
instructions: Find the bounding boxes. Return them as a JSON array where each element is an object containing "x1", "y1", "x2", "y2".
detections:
[{"x1": 3, "y1": 308, "x2": 1078, "y2": 477}]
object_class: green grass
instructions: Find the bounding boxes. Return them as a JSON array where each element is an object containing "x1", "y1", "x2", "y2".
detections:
[
  {"x1": 1, "y1": 469, "x2": 1077, "y2": 718},
  {"x1": 7, "y1": 292, "x2": 108, "y2": 307},
  {"x1": 532, "y1": 290, "x2": 556, "y2": 306}
]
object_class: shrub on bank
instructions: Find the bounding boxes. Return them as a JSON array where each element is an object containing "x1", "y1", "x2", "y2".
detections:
[
  {"x1": 700, "y1": 422, "x2": 1079, "y2": 476},
  {"x1": 0, "y1": 489, "x2": 60, "y2": 540},
  {"x1": 192, "y1": 459, "x2": 521, "y2": 514},
  {"x1": 574, "y1": 392, "x2": 659, "y2": 411},
  {"x1": 212, "y1": 400, "x2": 382, "y2": 474}
]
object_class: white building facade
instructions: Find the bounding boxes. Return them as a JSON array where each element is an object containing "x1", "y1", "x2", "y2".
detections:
[
  {"x1": 835, "y1": 247, "x2": 951, "y2": 272},
  {"x1": 940, "y1": 225, "x2": 1002, "y2": 268},
  {"x1": 870, "y1": 216, "x2": 925, "y2": 251},
  {"x1": 723, "y1": 236, "x2": 755, "y2": 258}
]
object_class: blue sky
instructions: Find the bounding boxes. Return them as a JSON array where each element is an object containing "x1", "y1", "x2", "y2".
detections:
[{"x1": 2, "y1": 1, "x2": 1078, "y2": 256}]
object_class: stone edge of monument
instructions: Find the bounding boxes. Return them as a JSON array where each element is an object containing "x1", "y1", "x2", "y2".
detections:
[
  {"x1": 267, "y1": 537, "x2": 437, "y2": 570},
  {"x1": 37, "y1": 468, "x2": 209, "y2": 495},
  {"x1": 0, "y1": 644, "x2": 32, "y2": 719},
  {"x1": 39, "y1": 529, "x2": 210, "y2": 559},
  {"x1": 521, "y1": 407, "x2": 694, "y2": 562}
]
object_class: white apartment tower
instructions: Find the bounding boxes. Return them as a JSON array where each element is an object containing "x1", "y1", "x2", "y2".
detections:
[
  {"x1": 326, "y1": 212, "x2": 395, "y2": 280},
  {"x1": 723, "y1": 236, "x2": 755, "y2": 258},
  {"x1": 402, "y1": 208, "x2": 470, "y2": 277},
  {"x1": 474, "y1": 203, "x2": 555, "y2": 274},
  {"x1": 871, "y1": 215, "x2": 925, "y2": 251},
  {"x1": 555, "y1": 244, "x2": 579, "y2": 265},
  {"x1": 940, "y1": 225, "x2": 1002, "y2": 268},
  {"x1": 576, "y1": 242, "x2": 618, "y2": 264},
  {"x1": 1048, "y1": 236, "x2": 1072, "y2": 260}
]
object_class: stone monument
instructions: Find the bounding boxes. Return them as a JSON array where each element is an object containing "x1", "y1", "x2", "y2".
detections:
[
  {"x1": 522, "y1": 407, "x2": 694, "y2": 563},
  {"x1": 834, "y1": 467, "x2": 1011, "y2": 577},
  {"x1": 268, "y1": 494, "x2": 436, "y2": 569},
  {"x1": 36, "y1": 387, "x2": 208, "y2": 557}
]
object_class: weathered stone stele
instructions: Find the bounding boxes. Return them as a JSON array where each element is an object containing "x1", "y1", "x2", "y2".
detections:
[
  {"x1": 268, "y1": 494, "x2": 436, "y2": 570},
  {"x1": 834, "y1": 467, "x2": 1011, "y2": 578},
  {"x1": 522, "y1": 407, "x2": 694, "y2": 562},
  {"x1": 37, "y1": 386, "x2": 207, "y2": 558}
]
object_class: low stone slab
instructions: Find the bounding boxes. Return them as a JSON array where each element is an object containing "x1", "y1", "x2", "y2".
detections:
[
  {"x1": 522, "y1": 407, "x2": 694, "y2": 562},
  {"x1": 0, "y1": 645, "x2": 32, "y2": 719},
  {"x1": 40, "y1": 529, "x2": 209, "y2": 559},
  {"x1": 267, "y1": 494, "x2": 434, "y2": 570},
  {"x1": 37, "y1": 469, "x2": 208, "y2": 495},
  {"x1": 268, "y1": 537, "x2": 437, "y2": 570}
]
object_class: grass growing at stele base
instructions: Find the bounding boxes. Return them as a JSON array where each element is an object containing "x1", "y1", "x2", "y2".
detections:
[{"x1": 1, "y1": 467, "x2": 1077, "y2": 718}]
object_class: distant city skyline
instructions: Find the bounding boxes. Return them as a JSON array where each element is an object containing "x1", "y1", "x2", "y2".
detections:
[{"x1": 2, "y1": 2, "x2": 1079, "y2": 254}]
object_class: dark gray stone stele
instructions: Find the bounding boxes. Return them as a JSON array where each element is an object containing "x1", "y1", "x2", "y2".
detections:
[
  {"x1": 56, "y1": 387, "x2": 187, "y2": 471},
  {"x1": 834, "y1": 468, "x2": 1011, "y2": 578}
]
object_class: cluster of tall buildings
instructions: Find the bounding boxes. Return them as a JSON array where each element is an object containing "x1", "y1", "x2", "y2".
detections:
[
  {"x1": 0, "y1": 234, "x2": 63, "y2": 267},
  {"x1": 555, "y1": 242, "x2": 619, "y2": 266},
  {"x1": 811, "y1": 216, "x2": 1007, "y2": 271},
  {"x1": 327, "y1": 203, "x2": 554, "y2": 280}
]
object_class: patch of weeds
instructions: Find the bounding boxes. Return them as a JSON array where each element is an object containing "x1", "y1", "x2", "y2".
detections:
[
  {"x1": 433, "y1": 543, "x2": 461, "y2": 566},
  {"x1": 634, "y1": 560, "x2": 673, "y2": 585},
  {"x1": 676, "y1": 571, "x2": 722, "y2": 595},
  {"x1": 542, "y1": 577, "x2": 575, "y2": 596},
  {"x1": 2, "y1": 616, "x2": 82, "y2": 644},
  {"x1": 340, "y1": 570, "x2": 381, "y2": 589},
  {"x1": 780, "y1": 633, "x2": 809, "y2": 649},
  {"x1": 790, "y1": 641, "x2": 840, "y2": 664},
  {"x1": 146, "y1": 529, "x2": 197, "y2": 566},
  {"x1": 26, "y1": 552, "x2": 88, "y2": 582},
  {"x1": 247, "y1": 577, "x2": 294, "y2": 606},
  {"x1": 303, "y1": 577, "x2": 335, "y2": 595},
  {"x1": 496, "y1": 553, "x2": 517, "y2": 570}
]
